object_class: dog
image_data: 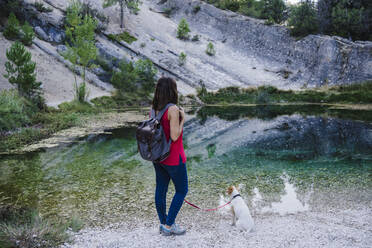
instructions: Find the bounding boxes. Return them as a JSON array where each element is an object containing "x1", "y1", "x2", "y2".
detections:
[{"x1": 227, "y1": 185, "x2": 254, "y2": 232}]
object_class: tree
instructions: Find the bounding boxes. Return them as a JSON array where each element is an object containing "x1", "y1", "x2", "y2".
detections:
[
  {"x1": 288, "y1": 0, "x2": 318, "y2": 37},
  {"x1": 260, "y1": 0, "x2": 287, "y2": 24},
  {"x1": 20, "y1": 22, "x2": 35, "y2": 46},
  {"x1": 103, "y1": 0, "x2": 140, "y2": 29},
  {"x1": 4, "y1": 41, "x2": 43, "y2": 106},
  {"x1": 206, "y1": 42, "x2": 216, "y2": 56},
  {"x1": 177, "y1": 18, "x2": 191, "y2": 40},
  {"x1": 111, "y1": 59, "x2": 157, "y2": 96},
  {"x1": 3, "y1": 12, "x2": 20, "y2": 40},
  {"x1": 64, "y1": 0, "x2": 97, "y2": 102}
]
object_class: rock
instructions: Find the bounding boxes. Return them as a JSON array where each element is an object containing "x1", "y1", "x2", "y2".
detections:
[
  {"x1": 56, "y1": 44, "x2": 67, "y2": 55},
  {"x1": 35, "y1": 26, "x2": 50, "y2": 42}
]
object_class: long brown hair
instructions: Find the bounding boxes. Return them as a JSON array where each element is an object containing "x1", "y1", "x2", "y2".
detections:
[{"x1": 152, "y1": 77, "x2": 178, "y2": 111}]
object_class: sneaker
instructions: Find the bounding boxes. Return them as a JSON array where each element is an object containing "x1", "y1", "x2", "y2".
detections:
[
  {"x1": 170, "y1": 223, "x2": 186, "y2": 235},
  {"x1": 159, "y1": 224, "x2": 172, "y2": 236}
]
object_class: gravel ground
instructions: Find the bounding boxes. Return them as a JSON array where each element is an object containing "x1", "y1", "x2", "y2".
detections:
[{"x1": 61, "y1": 204, "x2": 371, "y2": 248}]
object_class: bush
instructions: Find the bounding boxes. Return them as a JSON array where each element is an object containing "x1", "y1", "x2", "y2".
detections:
[
  {"x1": 217, "y1": 0, "x2": 240, "y2": 12},
  {"x1": 179, "y1": 52, "x2": 187, "y2": 66},
  {"x1": 34, "y1": 1, "x2": 53, "y2": 12},
  {"x1": 206, "y1": 42, "x2": 216, "y2": 56},
  {"x1": 107, "y1": 31, "x2": 137, "y2": 44},
  {"x1": 192, "y1": 34, "x2": 200, "y2": 41},
  {"x1": 177, "y1": 18, "x2": 191, "y2": 40},
  {"x1": 193, "y1": 5, "x2": 201, "y2": 14},
  {"x1": 0, "y1": 90, "x2": 31, "y2": 132},
  {"x1": 3, "y1": 12, "x2": 20, "y2": 40},
  {"x1": 287, "y1": 1, "x2": 318, "y2": 37},
  {"x1": 134, "y1": 59, "x2": 158, "y2": 93}
]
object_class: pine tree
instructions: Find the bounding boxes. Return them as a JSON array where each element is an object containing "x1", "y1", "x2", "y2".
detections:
[
  {"x1": 3, "y1": 12, "x2": 21, "y2": 40},
  {"x1": 177, "y1": 18, "x2": 191, "y2": 40},
  {"x1": 261, "y1": 0, "x2": 287, "y2": 24},
  {"x1": 20, "y1": 22, "x2": 35, "y2": 46},
  {"x1": 4, "y1": 41, "x2": 43, "y2": 104}
]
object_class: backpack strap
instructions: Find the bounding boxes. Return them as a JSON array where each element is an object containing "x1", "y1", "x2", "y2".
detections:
[{"x1": 151, "y1": 103, "x2": 176, "y2": 121}]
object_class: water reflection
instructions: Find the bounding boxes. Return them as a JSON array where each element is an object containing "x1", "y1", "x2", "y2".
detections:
[
  {"x1": 259, "y1": 174, "x2": 310, "y2": 215},
  {"x1": 0, "y1": 106, "x2": 371, "y2": 225}
]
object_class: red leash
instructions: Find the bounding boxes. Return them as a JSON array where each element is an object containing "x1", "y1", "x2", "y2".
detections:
[{"x1": 184, "y1": 199, "x2": 232, "y2": 212}]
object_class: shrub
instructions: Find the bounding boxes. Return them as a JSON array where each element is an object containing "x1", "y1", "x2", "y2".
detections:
[
  {"x1": 20, "y1": 22, "x2": 35, "y2": 46},
  {"x1": 3, "y1": 12, "x2": 20, "y2": 40},
  {"x1": 134, "y1": 59, "x2": 158, "y2": 93},
  {"x1": 107, "y1": 31, "x2": 137, "y2": 44},
  {"x1": 111, "y1": 60, "x2": 138, "y2": 94},
  {"x1": 163, "y1": 7, "x2": 173, "y2": 17},
  {"x1": 177, "y1": 18, "x2": 191, "y2": 40},
  {"x1": 217, "y1": 0, "x2": 240, "y2": 12},
  {"x1": 0, "y1": 90, "x2": 31, "y2": 132},
  {"x1": 34, "y1": 1, "x2": 53, "y2": 12},
  {"x1": 4, "y1": 41, "x2": 44, "y2": 107},
  {"x1": 287, "y1": 1, "x2": 318, "y2": 37},
  {"x1": 206, "y1": 42, "x2": 216, "y2": 56},
  {"x1": 179, "y1": 52, "x2": 187, "y2": 66},
  {"x1": 193, "y1": 5, "x2": 201, "y2": 14},
  {"x1": 192, "y1": 34, "x2": 200, "y2": 41}
]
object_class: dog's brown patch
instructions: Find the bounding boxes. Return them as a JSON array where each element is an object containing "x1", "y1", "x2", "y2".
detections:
[{"x1": 227, "y1": 186, "x2": 234, "y2": 195}]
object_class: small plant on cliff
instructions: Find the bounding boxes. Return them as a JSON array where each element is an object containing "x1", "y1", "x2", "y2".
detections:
[
  {"x1": 3, "y1": 13, "x2": 20, "y2": 40},
  {"x1": 193, "y1": 5, "x2": 201, "y2": 14},
  {"x1": 64, "y1": 0, "x2": 98, "y2": 102},
  {"x1": 177, "y1": 18, "x2": 191, "y2": 40},
  {"x1": 20, "y1": 22, "x2": 35, "y2": 46},
  {"x1": 179, "y1": 52, "x2": 187, "y2": 66},
  {"x1": 4, "y1": 41, "x2": 44, "y2": 107},
  {"x1": 206, "y1": 42, "x2": 216, "y2": 56},
  {"x1": 34, "y1": 1, "x2": 53, "y2": 12}
]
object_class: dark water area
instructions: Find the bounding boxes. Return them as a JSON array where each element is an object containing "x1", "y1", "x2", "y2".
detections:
[{"x1": 0, "y1": 105, "x2": 371, "y2": 225}]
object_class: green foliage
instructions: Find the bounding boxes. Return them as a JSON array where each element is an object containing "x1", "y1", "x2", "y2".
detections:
[
  {"x1": 206, "y1": 42, "x2": 216, "y2": 56},
  {"x1": 0, "y1": 206, "x2": 72, "y2": 248},
  {"x1": 111, "y1": 59, "x2": 157, "y2": 96},
  {"x1": 107, "y1": 31, "x2": 137, "y2": 44},
  {"x1": 3, "y1": 13, "x2": 20, "y2": 40},
  {"x1": 179, "y1": 52, "x2": 187, "y2": 66},
  {"x1": 193, "y1": 5, "x2": 201, "y2": 13},
  {"x1": 64, "y1": 0, "x2": 97, "y2": 102},
  {"x1": 4, "y1": 42, "x2": 44, "y2": 106},
  {"x1": 0, "y1": 90, "x2": 31, "y2": 132},
  {"x1": 192, "y1": 34, "x2": 200, "y2": 41},
  {"x1": 197, "y1": 81, "x2": 372, "y2": 105},
  {"x1": 288, "y1": 1, "x2": 318, "y2": 37},
  {"x1": 216, "y1": 0, "x2": 240, "y2": 12},
  {"x1": 163, "y1": 7, "x2": 173, "y2": 17},
  {"x1": 20, "y1": 22, "x2": 35, "y2": 46},
  {"x1": 58, "y1": 100, "x2": 97, "y2": 113},
  {"x1": 177, "y1": 18, "x2": 191, "y2": 40},
  {"x1": 91, "y1": 96, "x2": 118, "y2": 109},
  {"x1": 260, "y1": 0, "x2": 286, "y2": 23},
  {"x1": 34, "y1": 1, "x2": 53, "y2": 12}
]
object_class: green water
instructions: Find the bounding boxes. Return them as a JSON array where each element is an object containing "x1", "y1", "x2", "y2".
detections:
[{"x1": 0, "y1": 106, "x2": 371, "y2": 225}]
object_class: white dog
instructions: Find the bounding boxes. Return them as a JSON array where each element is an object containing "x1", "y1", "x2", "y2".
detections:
[{"x1": 227, "y1": 186, "x2": 254, "y2": 232}]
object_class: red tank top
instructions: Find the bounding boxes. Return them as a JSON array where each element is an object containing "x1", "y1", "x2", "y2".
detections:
[{"x1": 150, "y1": 108, "x2": 187, "y2": 166}]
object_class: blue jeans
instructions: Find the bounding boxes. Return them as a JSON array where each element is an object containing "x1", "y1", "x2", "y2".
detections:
[{"x1": 153, "y1": 155, "x2": 188, "y2": 226}]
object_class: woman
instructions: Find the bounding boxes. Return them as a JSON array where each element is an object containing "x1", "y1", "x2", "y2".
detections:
[{"x1": 151, "y1": 77, "x2": 188, "y2": 236}]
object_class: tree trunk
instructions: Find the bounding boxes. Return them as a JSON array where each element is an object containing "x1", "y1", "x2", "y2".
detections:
[{"x1": 120, "y1": 0, "x2": 124, "y2": 29}]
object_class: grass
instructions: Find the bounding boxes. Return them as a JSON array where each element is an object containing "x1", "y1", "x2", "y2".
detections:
[
  {"x1": 107, "y1": 31, "x2": 137, "y2": 44},
  {"x1": 0, "y1": 202, "x2": 83, "y2": 248},
  {"x1": 197, "y1": 81, "x2": 372, "y2": 105}
]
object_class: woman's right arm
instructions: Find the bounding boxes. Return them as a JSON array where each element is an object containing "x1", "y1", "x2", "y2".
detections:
[{"x1": 169, "y1": 106, "x2": 185, "y2": 141}]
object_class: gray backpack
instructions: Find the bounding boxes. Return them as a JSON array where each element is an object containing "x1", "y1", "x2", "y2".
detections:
[{"x1": 136, "y1": 103, "x2": 175, "y2": 163}]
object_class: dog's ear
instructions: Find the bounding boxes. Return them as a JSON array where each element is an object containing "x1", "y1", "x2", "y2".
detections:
[{"x1": 227, "y1": 186, "x2": 234, "y2": 195}]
